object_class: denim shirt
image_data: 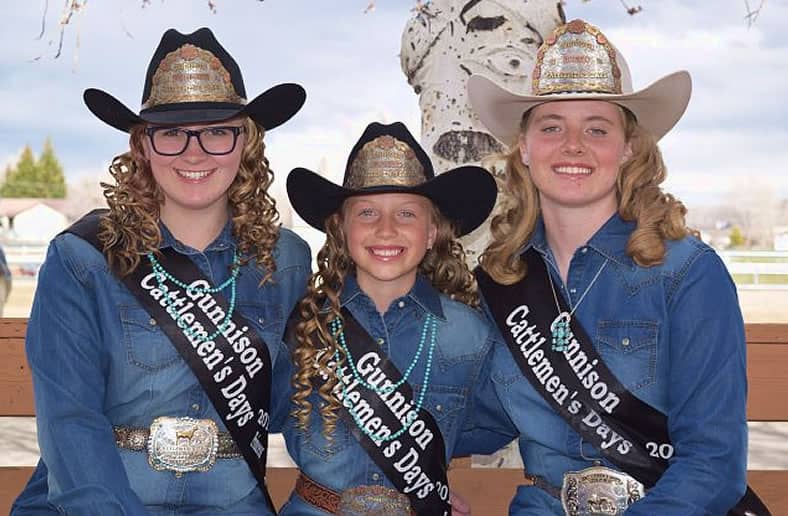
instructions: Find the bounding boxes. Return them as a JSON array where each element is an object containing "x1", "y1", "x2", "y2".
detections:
[
  {"x1": 12, "y1": 222, "x2": 310, "y2": 516},
  {"x1": 462, "y1": 214, "x2": 748, "y2": 515},
  {"x1": 280, "y1": 274, "x2": 494, "y2": 515}
]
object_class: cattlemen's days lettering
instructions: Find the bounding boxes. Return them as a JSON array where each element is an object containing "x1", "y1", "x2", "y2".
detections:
[
  {"x1": 140, "y1": 272, "x2": 268, "y2": 430},
  {"x1": 331, "y1": 351, "x2": 439, "y2": 499},
  {"x1": 505, "y1": 304, "x2": 632, "y2": 453}
]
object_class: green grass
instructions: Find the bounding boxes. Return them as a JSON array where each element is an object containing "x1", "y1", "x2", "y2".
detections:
[
  {"x1": 728, "y1": 256, "x2": 788, "y2": 263},
  {"x1": 732, "y1": 274, "x2": 788, "y2": 285}
]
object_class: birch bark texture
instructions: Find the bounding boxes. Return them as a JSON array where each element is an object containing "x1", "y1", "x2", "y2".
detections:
[{"x1": 401, "y1": 0, "x2": 564, "y2": 260}]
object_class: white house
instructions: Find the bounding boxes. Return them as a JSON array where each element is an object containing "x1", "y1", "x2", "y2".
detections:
[{"x1": 0, "y1": 198, "x2": 69, "y2": 243}]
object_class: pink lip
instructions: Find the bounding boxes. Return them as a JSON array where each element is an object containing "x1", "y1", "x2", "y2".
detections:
[
  {"x1": 551, "y1": 162, "x2": 594, "y2": 178},
  {"x1": 366, "y1": 246, "x2": 405, "y2": 262},
  {"x1": 174, "y1": 168, "x2": 216, "y2": 183}
]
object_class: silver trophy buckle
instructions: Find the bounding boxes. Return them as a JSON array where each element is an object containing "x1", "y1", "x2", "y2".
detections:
[
  {"x1": 560, "y1": 465, "x2": 645, "y2": 516},
  {"x1": 147, "y1": 416, "x2": 219, "y2": 473}
]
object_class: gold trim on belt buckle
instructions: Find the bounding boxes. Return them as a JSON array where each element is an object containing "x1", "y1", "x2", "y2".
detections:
[
  {"x1": 147, "y1": 416, "x2": 220, "y2": 473},
  {"x1": 560, "y1": 465, "x2": 644, "y2": 516}
]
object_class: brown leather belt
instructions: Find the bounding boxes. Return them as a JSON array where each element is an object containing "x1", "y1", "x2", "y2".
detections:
[
  {"x1": 295, "y1": 473, "x2": 342, "y2": 513},
  {"x1": 295, "y1": 473, "x2": 415, "y2": 515}
]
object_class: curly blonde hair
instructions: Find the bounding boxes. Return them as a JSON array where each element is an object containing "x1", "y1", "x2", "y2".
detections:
[
  {"x1": 481, "y1": 107, "x2": 696, "y2": 285},
  {"x1": 97, "y1": 116, "x2": 281, "y2": 283},
  {"x1": 291, "y1": 201, "x2": 478, "y2": 436}
]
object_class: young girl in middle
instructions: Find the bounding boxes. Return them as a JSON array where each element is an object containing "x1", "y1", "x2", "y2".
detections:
[{"x1": 280, "y1": 121, "x2": 498, "y2": 516}]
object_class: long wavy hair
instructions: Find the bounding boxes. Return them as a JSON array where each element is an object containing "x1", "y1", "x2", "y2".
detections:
[
  {"x1": 481, "y1": 107, "x2": 697, "y2": 285},
  {"x1": 97, "y1": 116, "x2": 280, "y2": 283},
  {"x1": 291, "y1": 202, "x2": 478, "y2": 436}
]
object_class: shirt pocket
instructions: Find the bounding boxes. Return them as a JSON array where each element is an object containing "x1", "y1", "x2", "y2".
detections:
[
  {"x1": 237, "y1": 302, "x2": 284, "y2": 351},
  {"x1": 418, "y1": 384, "x2": 466, "y2": 449},
  {"x1": 595, "y1": 320, "x2": 659, "y2": 391},
  {"x1": 121, "y1": 305, "x2": 181, "y2": 371}
]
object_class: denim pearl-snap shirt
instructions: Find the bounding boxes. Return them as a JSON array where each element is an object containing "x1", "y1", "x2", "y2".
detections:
[
  {"x1": 12, "y1": 223, "x2": 310, "y2": 516},
  {"x1": 279, "y1": 274, "x2": 495, "y2": 516},
  {"x1": 459, "y1": 214, "x2": 748, "y2": 516}
]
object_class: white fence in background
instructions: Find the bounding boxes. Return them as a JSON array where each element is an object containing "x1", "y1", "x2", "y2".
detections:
[
  {"x1": 719, "y1": 251, "x2": 788, "y2": 289},
  {"x1": 1, "y1": 244, "x2": 787, "y2": 287}
]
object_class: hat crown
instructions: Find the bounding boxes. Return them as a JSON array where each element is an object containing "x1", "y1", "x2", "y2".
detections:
[
  {"x1": 140, "y1": 28, "x2": 247, "y2": 111},
  {"x1": 532, "y1": 19, "x2": 633, "y2": 97},
  {"x1": 343, "y1": 122, "x2": 435, "y2": 190}
]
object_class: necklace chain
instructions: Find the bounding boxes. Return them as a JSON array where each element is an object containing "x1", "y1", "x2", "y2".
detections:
[
  {"x1": 548, "y1": 257, "x2": 608, "y2": 352},
  {"x1": 331, "y1": 314, "x2": 437, "y2": 442},
  {"x1": 147, "y1": 252, "x2": 240, "y2": 344}
]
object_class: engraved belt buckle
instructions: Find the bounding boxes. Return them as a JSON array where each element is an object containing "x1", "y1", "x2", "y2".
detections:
[
  {"x1": 337, "y1": 485, "x2": 412, "y2": 516},
  {"x1": 560, "y1": 465, "x2": 644, "y2": 516},
  {"x1": 147, "y1": 416, "x2": 219, "y2": 473}
]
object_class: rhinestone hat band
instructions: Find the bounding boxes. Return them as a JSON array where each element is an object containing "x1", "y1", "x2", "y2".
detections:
[
  {"x1": 142, "y1": 44, "x2": 245, "y2": 109},
  {"x1": 345, "y1": 135, "x2": 426, "y2": 189},
  {"x1": 532, "y1": 19, "x2": 622, "y2": 97}
]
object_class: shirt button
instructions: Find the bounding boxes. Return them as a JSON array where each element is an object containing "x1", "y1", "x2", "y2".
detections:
[
  {"x1": 258, "y1": 317, "x2": 265, "y2": 324},
  {"x1": 191, "y1": 403, "x2": 200, "y2": 411},
  {"x1": 398, "y1": 301, "x2": 406, "y2": 308},
  {"x1": 581, "y1": 247, "x2": 588, "y2": 254},
  {"x1": 376, "y1": 338, "x2": 385, "y2": 346},
  {"x1": 371, "y1": 473, "x2": 380, "y2": 481},
  {"x1": 149, "y1": 318, "x2": 157, "y2": 326},
  {"x1": 569, "y1": 288, "x2": 577, "y2": 294},
  {"x1": 435, "y1": 404, "x2": 443, "y2": 413},
  {"x1": 622, "y1": 338, "x2": 630, "y2": 346}
]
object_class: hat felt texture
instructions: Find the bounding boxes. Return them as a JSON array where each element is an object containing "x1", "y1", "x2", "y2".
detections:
[{"x1": 287, "y1": 121, "x2": 496, "y2": 236}]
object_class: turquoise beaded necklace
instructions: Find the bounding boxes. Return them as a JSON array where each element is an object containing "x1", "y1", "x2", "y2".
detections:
[
  {"x1": 147, "y1": 252, "x2": 240, "y2": 344},
  {"x1": 331, "y1": 314, "x2": 437, "y2": 442}
]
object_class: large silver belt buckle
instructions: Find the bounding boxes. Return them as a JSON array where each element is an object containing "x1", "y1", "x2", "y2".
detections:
[
  {"x1": 337, "y1": 485, "x2": 412, "y2": 516},
  {"x1": 147, "y1": 416, "x2": 219, "y2": 473},
  {"x1": 560, "y1": 466, "x2": 644, "y2": 516}
]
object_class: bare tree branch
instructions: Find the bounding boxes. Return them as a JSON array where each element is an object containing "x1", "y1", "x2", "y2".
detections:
[
  {"x1": 36, "y1": 0, "x2": 49, "y2": 40},
  {"x1": 744, "y1": 0, "x2": 767, "y2": 28}
]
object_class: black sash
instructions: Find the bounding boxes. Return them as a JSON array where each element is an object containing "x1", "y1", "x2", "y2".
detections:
[
  {"x1": 66, "y1": 209, "x2": 277, "y2": 511},
  {"x1": 476, "y1": 249, "x2": 769, "y2": 515},
  {"x1": 335, "y1": 309, "x2": 451, "y2": 516}
]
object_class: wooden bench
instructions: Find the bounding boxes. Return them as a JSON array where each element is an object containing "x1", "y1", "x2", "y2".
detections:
[{"x1": 1, "y1": 318, "x2": 786, "y2": 514}]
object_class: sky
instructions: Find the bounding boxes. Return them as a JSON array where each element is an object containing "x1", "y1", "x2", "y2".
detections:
[{"x1": 0, "y1": 0, "x2": 786, "y2": 234}]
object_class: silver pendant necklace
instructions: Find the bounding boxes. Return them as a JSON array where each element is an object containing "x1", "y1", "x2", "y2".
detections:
[{"x1": 547, "y1": 258, "x2": 608, "y2": 352}]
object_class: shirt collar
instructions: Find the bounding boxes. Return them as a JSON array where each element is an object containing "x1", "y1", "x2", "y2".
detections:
[
  {"x1": 159, "y1": 218, "x2": 237, "y2": 255},
  {"x1": 339, "y1": 273, "x2": 446, "y2": 321},
  {"x1": 524, "y1": 213, "x2": 635, "y2": 268}
]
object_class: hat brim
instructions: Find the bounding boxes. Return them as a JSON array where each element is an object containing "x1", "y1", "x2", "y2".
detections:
[
  {"x1": 84, "y1": 83, "x2": 306, "y2": 133},
  {"x1": 468, "y1": 71, "x2": 691, "y2": 147},
  {"x1": 287, "y1": 165, "x2": 497, "y2": 237}
]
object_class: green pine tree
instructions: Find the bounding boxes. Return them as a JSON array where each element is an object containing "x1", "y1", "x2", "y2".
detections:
[
  {"x1": 0, "y1": 139, "x2": 68, "y2": 198},
  {"x1": 37, "y1": 138, "x2": 67, "y2": 198},
  {"x1": 0, "y1": 145, "x2": 37, "y2": 198}
]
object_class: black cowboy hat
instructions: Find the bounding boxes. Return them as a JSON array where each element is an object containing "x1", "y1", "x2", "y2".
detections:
[
  {"x1": 287, "y1": 121, "x2": 496, "y2": 237},
  {"x1": 83, "y1": 27, "x2": 305, "y2": 132}
]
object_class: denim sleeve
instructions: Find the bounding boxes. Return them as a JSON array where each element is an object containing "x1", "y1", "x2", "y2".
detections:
[
  {"x1": 24, "y1": 238, "x2": 148, "y2": 515},
  {"x1": 453, "y1": 300, "x2": 518, "y2": 457},
  {"x1": 268, "y1": 235, "x2": 311, "y2": 433},
  {"x1": 627, "y1": 250, "x2": 747, "y2": 515},
  {"x1": 269, "y1": 339, "x2": 295, "y2": 433}
]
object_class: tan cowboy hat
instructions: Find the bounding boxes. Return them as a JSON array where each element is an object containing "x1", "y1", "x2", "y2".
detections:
[{"x1": 468, "y1": 19, "x2": 691, "y2": 147}]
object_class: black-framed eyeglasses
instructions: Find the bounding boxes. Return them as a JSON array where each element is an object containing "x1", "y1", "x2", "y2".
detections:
[{"x1": 144, "y1": 126, "x2": 245, "y2": 156}]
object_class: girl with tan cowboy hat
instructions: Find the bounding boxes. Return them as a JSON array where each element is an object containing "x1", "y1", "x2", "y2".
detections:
[
  {"x1": 457, "y1": 18, "x2": 766, "y2": 516},
  {"x1": 280, "y1": 121, "x2": 496, "y2": 515},
  {"x1": 12, "y1": 27, "x2": 309, "y2": 515}
]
